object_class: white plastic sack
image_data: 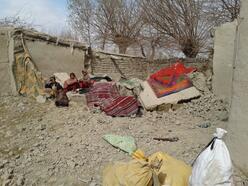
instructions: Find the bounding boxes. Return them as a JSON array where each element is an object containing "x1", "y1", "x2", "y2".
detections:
[{"x1": 190, "y1": 128, "x2": 233, "y2": 186}]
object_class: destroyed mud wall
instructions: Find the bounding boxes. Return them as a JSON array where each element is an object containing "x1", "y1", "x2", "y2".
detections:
[
  {"x1": 225, "y1": 0, "x2": 248, "y2": 175},
  {"x1": 212, "y1": 21, "x2": 237, "y2": 103},
  {"x1": 93, "y1": 51, "x2": 210, "y2": 80},
  {"x1": 0, "y1": 27, "x2": 87, "y2": 96},
  {"x1": 13, "y1": 29, "x2": 87, "y2": 79},
  {"x1": 0, "y1": 28, "x2": 12, "y2": 96}
]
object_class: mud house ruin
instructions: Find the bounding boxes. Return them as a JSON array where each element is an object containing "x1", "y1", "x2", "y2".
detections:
[
  {"x1": 0, "y1": 26, "x2": 209, "y2": 97},
  {"x1": 212, "y1": 0, "x2": 248, "y2": 175}
]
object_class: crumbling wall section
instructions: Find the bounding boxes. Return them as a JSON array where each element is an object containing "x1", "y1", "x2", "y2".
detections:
[
  {"x1": 93, "y1": 51, "x2": 210, "y2": 80},
  {"x1": 227, "y1": 0, "x2": 248, "y2": 175},
  {"x1": 25, "y1": 41, "x2": 85, "y2": 78},
  {"x1": 0, "y1": 28, "x2": 12, "y2": 96},
  {"x1": 212, "y1": 21, "x2": 237, "y2": 103}
]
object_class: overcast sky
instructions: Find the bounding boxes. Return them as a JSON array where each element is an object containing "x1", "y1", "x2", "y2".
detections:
[{"x1": 0, "y1": 0, "x2": 68, "y2": 34}]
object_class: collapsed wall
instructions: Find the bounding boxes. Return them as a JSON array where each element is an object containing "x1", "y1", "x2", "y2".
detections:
[
  {"x1": 0, "y1": 27, "x2": 15, "y2": 96},
  {"x1": 213, "y1": 0, "x2": 248, "y2": 175},
  {"x1": 13, "y1": 29, "x2": 87, "y2": 78},
  {"x1": 0, "y1": 27, "x2": 87, "y2": 97},
  {"x1": 93, "y1": 51, "x2": 210, "y2": 80},
  {"x1": 226, "y1": 0, "x2": 248, "y2": 175}
]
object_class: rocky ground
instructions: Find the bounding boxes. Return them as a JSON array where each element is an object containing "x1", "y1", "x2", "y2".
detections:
[{"x1": 0, "y1": 94, "x2": 247, "y2": 186}]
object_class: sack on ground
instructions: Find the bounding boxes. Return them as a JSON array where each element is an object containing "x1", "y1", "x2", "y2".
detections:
[
  {"x1": 148, "y1": 152, "x2": 192, "y2": 186},
  {"x1": 102, "y1": 150, "x2": 191, "y2": 186},
  {"x1": 102, "y1": 159, "x2": 158, "y2": 186},
  {"x1": 190, "y1": 128, "x2": 233, "y2": 186}
]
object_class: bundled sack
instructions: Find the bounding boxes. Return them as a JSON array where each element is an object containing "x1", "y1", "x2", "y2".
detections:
[
  {"x1": 103, "y1": 150, "x2": 192, "y2": 186},
  {"x1": 149, "y1": 152, "x2": 192, "y2": 186},
  {"x1": 103, "y1": 159, "x2": 160, "y2": 186},
  {"x1": 190, "y1": 128, "x2": 233, "y2": 186}
]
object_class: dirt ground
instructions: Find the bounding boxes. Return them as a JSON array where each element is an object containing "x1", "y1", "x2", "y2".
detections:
[{"x1": 0, "y1": 95, "x2": 247, "y2": 186}]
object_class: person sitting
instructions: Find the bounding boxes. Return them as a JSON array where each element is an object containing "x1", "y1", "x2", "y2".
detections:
[
  {"x1": 64, "y1": 72, "x2": 79, "y2": 92},
  {"x1": 45, "y1": 76, "x2": 62, "y2": 98},
  {"x1": 79, "y1": 69, "x2": 93, "y2": 89},
  {"x1": 55, "y1": 89, "x2": 69, "y2": 107}
]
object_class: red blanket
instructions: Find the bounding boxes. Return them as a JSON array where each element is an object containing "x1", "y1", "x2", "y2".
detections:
[
  {"x1": 148, "y1": 61, "x2": 195, "y2": 98},
  {"x1": 86, "y1": 82, "x2": 140, "y2": 117},
  {"x1": 150, "y1": 61, "x2": 196, "y2": 85},
  {"x1": 148, "y1": 75, "x2": 192, "y2": 98},
  {"x1": 102, "y1": 96, "x2": 140, "y2": 117},
  {"x1": 86, "y1": 82, "x2": 119, "y2": 108}
]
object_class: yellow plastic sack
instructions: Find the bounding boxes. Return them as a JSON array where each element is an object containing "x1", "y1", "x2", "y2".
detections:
[
  {"x1": 148, "y1": 152, "x2": 192, "y2": 186},
  {"x1": 102, "y1": 150, "x2": 191, "y2": 186},
  {"x1": 102, "y1": 159, "x2": 157, "y2": 186}
]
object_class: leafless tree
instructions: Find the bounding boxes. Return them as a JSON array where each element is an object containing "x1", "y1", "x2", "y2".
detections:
[
  {"x1": 68, "y1": 0, "x2": 96, "y2": 46},
  {"x1": 95, "y1": 0, "x2": 144, "y2": 54},
  {"x1": 0, "y1": 16, "x2": 34, "y2": 28},
  {"x1": 206, "y1": 0, "x2": 240, "y2": 24},
  {"x1": 141, "y1": 0, "x2": 215, "y2": 58}
]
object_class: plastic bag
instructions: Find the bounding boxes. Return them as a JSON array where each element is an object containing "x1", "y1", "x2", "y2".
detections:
[{"x1": 190, "y1": 128, "x2": 233, "y2": 186}]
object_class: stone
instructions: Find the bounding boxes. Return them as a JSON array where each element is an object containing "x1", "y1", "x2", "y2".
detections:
[
  {"x1": 40, "y1": 124, "x2": 46, "y2": 130},
  {"x1": 36, "y1": 95, "x2": 46, "y2": 103},
  {"x1": 16, "y1": 175, "x2": 25, "y2": 186},
  {"x1": 197, "y1": 122, "x2": 211, "y2": 128}
]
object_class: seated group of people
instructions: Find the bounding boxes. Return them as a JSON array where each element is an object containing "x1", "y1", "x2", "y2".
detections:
[{"x1": 45, "y1": 70, "x2": 92, "y2": 98}]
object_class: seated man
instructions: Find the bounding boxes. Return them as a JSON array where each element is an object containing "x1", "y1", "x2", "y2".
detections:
[
  {"x1": 64, "y1": 72, "x2": 79, "y2": 92},
  {"x1": 45, "y1": 76, "x2": 62, "y2": 98},
  {"x1": 79, "y1": 70, "x2": 93, "y2": 88}
]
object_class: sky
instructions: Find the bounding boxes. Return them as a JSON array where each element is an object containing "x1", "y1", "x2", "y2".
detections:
[{"x1": 0, "y1": 0, "x2": 68, "y2": 34}]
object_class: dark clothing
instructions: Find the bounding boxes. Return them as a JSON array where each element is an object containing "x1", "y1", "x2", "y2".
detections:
[
  {"x1": 55, "y1": 91, "x2": 69, "y2": 107},
  {"x1": 90, "y1": 76, "x2": 112, "y2": 82},
  {"x1": 63, "y1": 82, "x2": 79, "y2": 93},
  {"x1": 45, "y1": 82, "x2": 63, "y2": 90}
]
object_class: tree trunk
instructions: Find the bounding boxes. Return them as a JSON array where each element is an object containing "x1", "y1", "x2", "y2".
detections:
[
  {"x1": 149, "y1": 45, "x2": 156, "y2": 60},
  {"x1": 181, "y1": 40, "x2": 199, "y2": 58},
  {"x1": 101, "y1": 38, "x2": 106, "y2": 50},
  {"x1": 140, "y1": 45, "x2": 146, "y2": 57},
  {"x1": 118, "y1": 44, "x2": 128, "y2": 54}
]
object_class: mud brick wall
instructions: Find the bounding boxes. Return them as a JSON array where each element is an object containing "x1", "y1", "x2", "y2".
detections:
[
  {"x1": 92, "y1": 51, "x2": 211, "y2": 80},
  {"x1": 92, "y1": 52, "x2": 148, "y2": 80}
]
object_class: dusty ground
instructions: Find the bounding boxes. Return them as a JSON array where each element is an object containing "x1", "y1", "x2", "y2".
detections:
[{"x1": 0, "y1": 95, "x2": 247, "y2": 186}]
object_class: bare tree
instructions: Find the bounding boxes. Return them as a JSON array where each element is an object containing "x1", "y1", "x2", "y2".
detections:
[
  {"x1": 68, "y1": 0, "x2": 96, "y2": 46},
  {"x1": 206, "y1": 0, "x2": 240, "y2": 24},
  {"x1": 141, "y1": 0, "x2": 215, "y2": 58},
  {"x1": 0, "y1": 16, "x2": 34, "y2": 28},
  {"x1": 95, "y1": 0, "x2": 144, "y2": 54},
  {"x1": 219, "y1": 0, "x2": 240, "y2": 21}
]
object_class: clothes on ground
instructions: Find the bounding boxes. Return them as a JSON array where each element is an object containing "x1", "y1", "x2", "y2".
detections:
[
  {"x1": 86, "y1": 82, "x2": 140, "y2": 117},
  {"x1": 148, "y1": 61, "x2": 196, "y2": 98},
  {"x1": 102, "y1": 96, "x2": 140, "y2": 117},
  {"x1": 103, "y1": 135, "x2": 137, "y2": 155}
]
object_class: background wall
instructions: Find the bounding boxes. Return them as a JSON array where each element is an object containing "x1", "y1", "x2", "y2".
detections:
[
  {"x1": 25, "y1": 41, "x2": 85, "y2": 79},
  {"x1": 92, "y1": 51, "x2": 210, "y2": 80},
  {"x1": 0, "y1": 27, "x2": 12, "y2": 96}
]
